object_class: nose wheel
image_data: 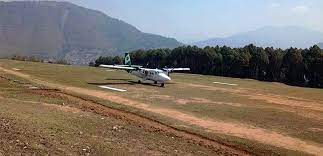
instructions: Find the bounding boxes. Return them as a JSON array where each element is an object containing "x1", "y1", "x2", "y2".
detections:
[{"x1": 160, "y1": 83, "x2": 165, "y2": 87}]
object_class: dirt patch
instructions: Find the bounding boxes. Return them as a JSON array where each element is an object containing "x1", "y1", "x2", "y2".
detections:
[
  {"x1": 0, "y1": 95, "x2": 81, "y2": 114},
  {"x1": 42, "y1": 103, "x2": 81, "y2": 114},
  {"x1": 151, "y1": 95, "x2": 242, "y2": 107},
  {"x1": 151, "y1": 95, "x2": 173, "y2": 100},
  {"x1": 0, "y1": 117, "x2": 41, "y2": 155},
  {"x1": 308, "y1": 128, "x2": 323, "y2": 132},
  {"x1": 191, "y1": 98, "x2": 242, "y2": 107},
  {"x1": 0, "y1": 67, "x2": 31, "y2": 79},
  {"x1": 191, "y1": 97, "x2": 214, "y2": 103}
]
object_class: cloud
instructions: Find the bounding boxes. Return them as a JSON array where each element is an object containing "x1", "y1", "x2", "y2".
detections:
[{"x1": 291, "y1": 5, "x2": 309, "y2": 14}]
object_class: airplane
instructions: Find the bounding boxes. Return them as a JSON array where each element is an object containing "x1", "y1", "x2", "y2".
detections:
[{"x1": 99, "y1": 53, "x2": 190, "y2": 87}]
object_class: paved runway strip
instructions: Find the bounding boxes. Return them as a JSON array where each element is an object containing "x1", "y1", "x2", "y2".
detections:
[
  {"x1": 99, "y1": 85, "x2": 127, "y2": 92},
  {"x1": 213, "y1": 81, "x2": 238, "y2": 86},
  {"x1": 12, "y1": 68, "x2": 21, "y2": 71}
]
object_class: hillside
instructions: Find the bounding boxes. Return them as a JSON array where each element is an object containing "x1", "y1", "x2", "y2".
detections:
[
  {"x1": 194, "y1": 26, "x2": 323, "y2": 49},
  {"x1": 0, "y1": 1, "x2": 181, "y2": 64}
]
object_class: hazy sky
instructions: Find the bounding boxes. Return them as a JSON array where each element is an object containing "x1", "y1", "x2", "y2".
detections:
[{"x1": 8, "y1": 0, "x2": 323, "y2": 42}]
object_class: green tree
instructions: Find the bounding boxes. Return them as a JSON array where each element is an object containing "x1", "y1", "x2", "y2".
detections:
[
  {"x1": 244, "y1": 44, "x2": 268, "y2": 79},
  {"x1": 282, "y1": 48, "x2": 305, "y2": 84},
  {"x1": 265, "y1": 47, "x2": 284, "y2": 81},
  {"x1": 304, "y1": 45, "x2": 323, "y2": 87}
]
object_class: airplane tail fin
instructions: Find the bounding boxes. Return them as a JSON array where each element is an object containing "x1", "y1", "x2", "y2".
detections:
[{"x1": 124, "y1": 53, "x2": 131, "y2": 66}]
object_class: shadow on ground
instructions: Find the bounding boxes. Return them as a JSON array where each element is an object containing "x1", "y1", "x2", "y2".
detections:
[{"x1": 88, "y1": 80, "x2": 176, "y2": 87}]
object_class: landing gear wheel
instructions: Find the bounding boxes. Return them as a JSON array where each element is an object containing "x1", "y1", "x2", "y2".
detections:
[
  {"x1": 154, "y1": 81, "x2": 158, "y2": 84},
  {"x1": 138, "y1": 80, "x2": 141, "y2": 84},
  {"x1": 161, "y1": 83, "x2": 165, "y2": 87}
]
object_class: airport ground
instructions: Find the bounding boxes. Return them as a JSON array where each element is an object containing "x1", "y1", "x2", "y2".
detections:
[{"x1": 0, "y1": 59, "x2": 322, "y2": 155}]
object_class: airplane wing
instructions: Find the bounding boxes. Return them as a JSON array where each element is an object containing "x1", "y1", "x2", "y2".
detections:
[
  {"x1": 163, "y1": 68, "x2": 190, "y2": 72},
  {"x1": 116, "y1": 65, "x2": 143, "y2": 68},
  {"x1": 99, "y1": 65, "x2": 136, "y2": 70}
]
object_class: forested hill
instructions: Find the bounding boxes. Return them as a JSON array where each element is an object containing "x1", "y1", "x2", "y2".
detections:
[
  {"x1": 0, "y1": 1, "x2": 181, "y2": 64},
  {"x1": 95, "y1": 45, "x2": 323, "y2": 88}
]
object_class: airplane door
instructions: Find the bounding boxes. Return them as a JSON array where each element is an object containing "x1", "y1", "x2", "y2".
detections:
[{"x1": 147, "y1": 71, "x2": 154, "y2": 80}]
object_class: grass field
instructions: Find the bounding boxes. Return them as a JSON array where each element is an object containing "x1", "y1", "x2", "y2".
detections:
[{"x1": 1, "y1": 59, "x2": 322, "y2": 155}]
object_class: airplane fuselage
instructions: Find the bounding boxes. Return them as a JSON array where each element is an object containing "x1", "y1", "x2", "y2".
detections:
[{"x1": 129, "y1": 68, "x2": 171, "y2": 83}]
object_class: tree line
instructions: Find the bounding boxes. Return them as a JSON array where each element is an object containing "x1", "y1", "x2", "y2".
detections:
[
  {"x1": 9, "y1": 55, "x2": 71, "y2": 65},
  {"x1": 94, "y1": 44, "x2": 323, "y2": 88}
]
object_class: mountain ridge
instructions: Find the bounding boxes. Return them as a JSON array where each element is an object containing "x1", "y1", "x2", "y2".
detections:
[
  {"x1": 0, "y1": 1, "x2": 181, "y2": 64},
  {"x1": 318, "y1": 43, "x2": 323, "y2": 49},
  {"x1": 194, "y1": 26, "x2": 323, "y2": 49}
]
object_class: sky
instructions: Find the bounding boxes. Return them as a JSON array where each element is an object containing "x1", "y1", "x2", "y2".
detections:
[{"x1": 6, "y1": 0, "x2": 323, "y2": 42}]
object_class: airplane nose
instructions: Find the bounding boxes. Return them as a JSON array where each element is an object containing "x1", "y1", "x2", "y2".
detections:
[
  {"x1": 165, "y1": 75, "x2": 171, "y2": 81},
  {"x1": 160, "y1": 73, "x2": 171, "y2": 81}
]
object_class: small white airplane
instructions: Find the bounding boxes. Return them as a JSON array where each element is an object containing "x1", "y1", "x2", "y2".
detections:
[{"x1": 100, "y1": 53, "x2": 190, "y2": 87}]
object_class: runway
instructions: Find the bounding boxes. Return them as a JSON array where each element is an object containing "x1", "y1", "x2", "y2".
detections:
[{"x1": 99, "y1": 85, "x2": 127, "y2": 92}]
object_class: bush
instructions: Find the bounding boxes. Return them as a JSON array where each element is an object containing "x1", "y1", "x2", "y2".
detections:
[{"x1": 11, "y1": 55, "x2": 43, "y2": 62}]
